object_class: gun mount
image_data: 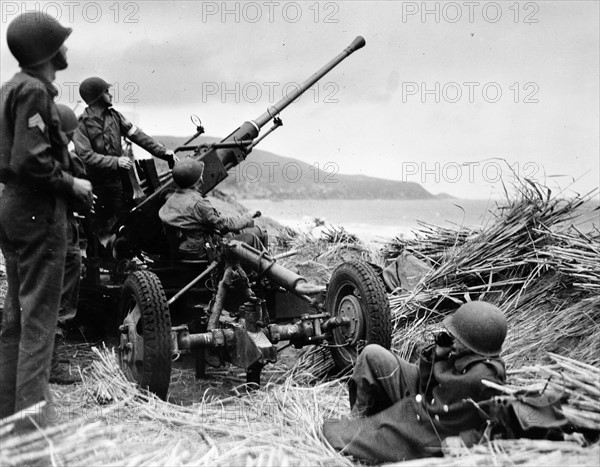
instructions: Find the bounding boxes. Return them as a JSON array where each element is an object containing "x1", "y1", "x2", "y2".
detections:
[
  {"x1": 78, "y1": 36, "x2": 392, "y2": 400},
  {"x1": 120, "y1": 36, "x2": 365, "y2": 256}
]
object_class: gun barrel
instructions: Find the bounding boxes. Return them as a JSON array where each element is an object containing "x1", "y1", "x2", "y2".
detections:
[
  {"x1": 252, "y1": 36, "x2": 366, "y2": 128},
  {"x1": 227, "y1": 241, "x2": 325, "y2": 297},
  {"x1": 130, "y1": 36, "x2": 365, "y2": 228}
]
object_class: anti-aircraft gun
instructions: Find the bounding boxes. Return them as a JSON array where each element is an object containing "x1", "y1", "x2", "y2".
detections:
[{"x1": 79, "y1": 36, "x2": 392, "y2": 399}]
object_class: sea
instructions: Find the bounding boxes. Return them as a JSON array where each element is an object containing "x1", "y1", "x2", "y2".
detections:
[
  {"x1": 241, "y1": 198, "x2": 600, "y2": 244},
  {"x1": 241, "y1": 198, "x2": 501, "y2": 243}
]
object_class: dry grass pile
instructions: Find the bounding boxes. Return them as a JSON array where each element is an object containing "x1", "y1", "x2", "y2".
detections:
[
  {"x1": 377, "y1": 182, "x2": 600, "y2": 451},
  {"x1": 393, "y1": 439, "x2": 599, "y2": 466},
  {"x1": 293, "y1": 184, "x2": 600, "y2": 385},
  {"x1": 385, "y1": 183, "x2": 599, "y2": 368},
  {"x1": 1, "y1": 346, "x2": 352, "y2": 467},
  {"x1": 276, "y1": 226, "x2": 373, "y2": 286},
  {"x1": 3, "y1": 347, "x2": 599, "y2": 466},
  {"x1": 381, "y1": 221, "x2": 478, "y2": 267},
  {"x1": 508, "y1": 353, "x2": 600, "y2": 432}
]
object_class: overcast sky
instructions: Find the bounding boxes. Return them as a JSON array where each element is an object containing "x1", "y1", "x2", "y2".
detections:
[{"x1": 1, "y1": 1, "x2": 598, "y2": 199}]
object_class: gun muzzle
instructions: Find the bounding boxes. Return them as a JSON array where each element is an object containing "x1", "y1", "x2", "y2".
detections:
[
  {"x1": 346, "y1": 36, "x2": 366, "y2": 54},
  {"x1": 252, "y1": 35, "x2": 367, "y2": 128}
]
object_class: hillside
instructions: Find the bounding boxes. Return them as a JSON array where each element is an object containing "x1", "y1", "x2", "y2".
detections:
[{"x1": 153, "y1": 135, "x2": 436, "y2": 200}]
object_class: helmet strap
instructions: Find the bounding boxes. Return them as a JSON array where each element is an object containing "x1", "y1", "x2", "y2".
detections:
[{"x1": 51, "y1": 47, "x2": 68, "y2": 71}]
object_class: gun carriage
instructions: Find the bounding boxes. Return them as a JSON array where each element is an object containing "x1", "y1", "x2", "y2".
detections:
[{"x1": 79, "y1": 36, "x2": 392, "y2": 399}]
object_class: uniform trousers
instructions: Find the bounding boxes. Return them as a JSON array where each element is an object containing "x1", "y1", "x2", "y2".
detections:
[
  {"x1": 227, "y1": 226, "x2": 268, "y2": 252},
  {"x1": 349, "y1": 344, "x2": 420, "y2": 416},
  {"x1": 0, "y1": 184, "x2": 67, "y2": 418},
  {"x1": 56, "y1": 216, "x2": 81, "y2": 334}
]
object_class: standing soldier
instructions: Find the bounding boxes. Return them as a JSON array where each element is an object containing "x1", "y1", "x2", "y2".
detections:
[
  {"x1": 73, "y1": 77, "x2": 178, "y2": 262},
  {"x1": 50, "y1": 104, "x2": 89, "y2": 385},
  {"x1": 0, "y1": 13, "x2": 93, "y2": 419}
]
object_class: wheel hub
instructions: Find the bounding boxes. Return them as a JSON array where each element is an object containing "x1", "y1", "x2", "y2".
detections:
[{"x1": 337, "y1": 294, "x2": 363, "y2": 344}]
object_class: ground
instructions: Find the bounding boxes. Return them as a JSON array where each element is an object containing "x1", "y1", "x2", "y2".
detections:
[{"x1": 52, "y1": 325, "x2": 307, "y2": 406}]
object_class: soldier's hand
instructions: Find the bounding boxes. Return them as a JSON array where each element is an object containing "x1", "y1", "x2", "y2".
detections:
[
  {"x1": 435, "y1": 344, "x2": 452, "y2": 359},
  {"x1": 118, "y1": 156, "x2": 134, "y2": 170},
  {"x1": 72, "y1": 177, "x2": 94, "y2": 209},
  {"x1": 165, "y1": 150, "x2": 178, "y2": 169},
  {"x1": 441, "y1": 436, "x2": 465, "y2": 452},
  {"x1": 165, "y1": 149, "x2": 178, "y2": 161}
]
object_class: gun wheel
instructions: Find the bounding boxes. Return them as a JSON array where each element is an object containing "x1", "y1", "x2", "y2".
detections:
[
  {"x1": 118, "y1": 270, "x2": 172, "y2": 400},
  {"x1": 326, "y1": 260, "x2": 391, "y2": 371}
]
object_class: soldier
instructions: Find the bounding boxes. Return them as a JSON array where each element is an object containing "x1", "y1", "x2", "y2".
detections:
[
  {"x1": 0, "y1": 13, "x2": 93, "y2": 418},
  {"x1": 323, "y1": 301, "x2": 508, "y2": 463},
  {"x1": 50, "y1": 104, "x2": 89, "y2": 385},
  {"x1": 73, "y1": 77, "x2": 178, "y2": 256},
  {"x1": 159, "y1": 158, "x2": 265, "y2": 258}
]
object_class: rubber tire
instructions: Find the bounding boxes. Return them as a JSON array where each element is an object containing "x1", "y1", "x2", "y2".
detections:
[
  {"x1": 118, "y1": 270, "x2": 172, "y2": 400},
  {"x1": 326, "y1": 260, "x2": 392, "y2": 371}
]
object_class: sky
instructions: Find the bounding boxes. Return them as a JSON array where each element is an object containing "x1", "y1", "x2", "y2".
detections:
[{"x1": 1, "y1": 1, "x2": 599, "y2": 199}]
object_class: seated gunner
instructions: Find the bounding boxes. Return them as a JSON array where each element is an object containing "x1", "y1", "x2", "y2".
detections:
[{"x1": 158, "y1": 158, "x2": 265, "y2": 259}]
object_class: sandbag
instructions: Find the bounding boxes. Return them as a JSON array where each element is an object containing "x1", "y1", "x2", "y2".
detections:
[{"x1": 382, "y1": 252, "x2": 430, "y2": 292}]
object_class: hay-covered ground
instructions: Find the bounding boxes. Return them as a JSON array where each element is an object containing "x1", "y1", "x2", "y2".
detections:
[{"x1": 1, "y1": 181, "x2": 599, "y2": 466}]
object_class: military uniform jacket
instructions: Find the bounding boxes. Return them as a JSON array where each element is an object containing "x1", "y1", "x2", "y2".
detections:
[
  {"x1": 0, "y1": 71, "x2": 74, "y2": 194},
  {"x1": 159, "y1": 188, "x2": 253, "y2": 254},
  {"x1": 323, "y1": 346, "x2": 506, "y2": 463},
  {"x1": 73, "y1": 107, "x2": 168, "y2": 182}
]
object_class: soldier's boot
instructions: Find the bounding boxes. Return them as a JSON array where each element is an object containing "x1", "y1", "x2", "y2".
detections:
[
  {"x1": 49, "y1": 336, "x2": 81, "y2": 385},
  {"x1": 49, "y1": 363, "x2": 81, "y2": 385}
]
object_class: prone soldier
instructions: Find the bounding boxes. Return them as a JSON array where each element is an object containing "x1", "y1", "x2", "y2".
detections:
[{"x1": 323, "y1": 301, "x2": 508, "y2": 463}]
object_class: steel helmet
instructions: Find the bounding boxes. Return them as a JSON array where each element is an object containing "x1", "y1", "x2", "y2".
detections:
[
  {"x1": 55, "y1": 103, "x2": 78, "y2": 134},
  {"x1": 442, "y1": 301, "x2": 507, "y2": 357},
  {"x1": 7, "y1": 12, "x2": 72, "y2": 68},
  {"x1": 172, "y1": 158, "x2": 204, "y2": 188},
  {"x1": 79, "y1": 77, "x2": 111, "y2": 105}
]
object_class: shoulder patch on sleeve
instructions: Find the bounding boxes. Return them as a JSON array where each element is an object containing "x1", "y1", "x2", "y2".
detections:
[
  {"x1": 116, "y1": 110, "x2": 137, "y2": 136},
  {"x1": 28, "y1": 113, "x2": 46, "y2": 132},
  {"x1": 127, "y1": 125, "x2": 138, "y2": 137}
]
